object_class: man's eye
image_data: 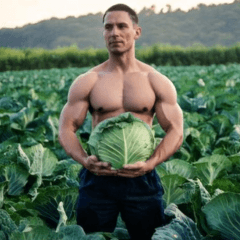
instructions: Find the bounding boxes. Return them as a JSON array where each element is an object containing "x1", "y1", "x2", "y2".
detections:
[{"x1": 105, "y1": 25, "x2": 111, "y2": 30}]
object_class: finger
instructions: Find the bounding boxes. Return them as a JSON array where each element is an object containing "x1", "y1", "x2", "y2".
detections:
[
  {"x1": 87, "y1": 156, "x2": 111, "y2": 168},
  {"x1": 88, "y1": 155, "x2": 98, "y2": 162},
  {"x1": 117, "y1": 168, "x2": 138, "y2": 174},
  {"x1": 94, "y1": 161, "x2": 111, "y2": 169},
  {"x1": 117, "y1": 168, "x2": 146, "y2": 176},
  {"x1": 117, "y1": 172, "x2": 140, "y2": 178},
  {"x1": 95, "y1": 161, "x2": 109, "y2": 167},
  {"x1": 123, "y1": 164, "x2": 142, "y2": 170},
  {"x1": 95, "y1": 169, "x2": 118, "y2": 176},
  {"x1": 87, "y1": 156, "x2": 108, "y2": 169}
]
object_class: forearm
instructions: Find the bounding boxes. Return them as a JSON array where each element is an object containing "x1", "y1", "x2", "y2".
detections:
[
  {"x1": 148, "y1": 127, "x2": 183, "y2": 169},
  {"x1": 58, "y1": 130, "x2": 88, "y2": 166}
]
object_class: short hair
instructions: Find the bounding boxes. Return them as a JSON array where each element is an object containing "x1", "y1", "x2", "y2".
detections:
[{"x1": 103, "y1": 4, "x2": 139, "y2": 25}]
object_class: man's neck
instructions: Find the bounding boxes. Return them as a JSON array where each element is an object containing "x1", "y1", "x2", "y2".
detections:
[{"x1": 107, "y1": 48, "x2": 139, "y2": 73}]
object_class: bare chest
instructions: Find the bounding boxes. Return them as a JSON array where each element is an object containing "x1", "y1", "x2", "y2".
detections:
[{"x1": 89, "y1": 74, "x2": 156, "y2": 113}]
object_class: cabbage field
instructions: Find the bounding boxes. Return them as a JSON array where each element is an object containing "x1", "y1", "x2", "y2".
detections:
[{"x1": 0, "y1": 63, "x2": 240, "y2": 239}]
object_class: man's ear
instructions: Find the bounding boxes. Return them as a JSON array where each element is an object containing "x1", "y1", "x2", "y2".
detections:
[{"x1": 134, "y1": 26, "x2": 142, "y2": 40}]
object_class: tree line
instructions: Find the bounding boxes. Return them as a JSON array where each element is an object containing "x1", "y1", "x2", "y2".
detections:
[
  {"x1": 1, "y1": 43, "x2": 239, "y2": 72},
  {"x1": 0, "y1": 1, "x2": 239, "y2": 49}
]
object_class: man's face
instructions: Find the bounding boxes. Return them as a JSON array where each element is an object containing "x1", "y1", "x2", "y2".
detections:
[{"x1": 103, "y1": 11, "x2": 141, "y2": 54}]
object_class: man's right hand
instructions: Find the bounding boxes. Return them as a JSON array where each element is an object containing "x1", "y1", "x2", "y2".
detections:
[{"x1": 84, "y1": 155, "x2": 118, "y2": 176}]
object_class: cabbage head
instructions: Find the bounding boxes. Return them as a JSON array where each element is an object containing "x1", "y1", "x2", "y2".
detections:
[{"x1": 87, "y1": 112, "x2": 155, "y2": 169}]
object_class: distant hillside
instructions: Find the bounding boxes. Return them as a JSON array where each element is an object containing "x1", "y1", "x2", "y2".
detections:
[{"x1": 0, "y1": 1, "x2": 240, "y2": 49}]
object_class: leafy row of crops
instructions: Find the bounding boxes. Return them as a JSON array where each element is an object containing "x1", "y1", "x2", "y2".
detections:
[
  {"x1": 1, "y1": 43, "x2": 240, "y2": 71},
  {"x1": 0, "y1": 64, "x2": 240, "y2": 239}
]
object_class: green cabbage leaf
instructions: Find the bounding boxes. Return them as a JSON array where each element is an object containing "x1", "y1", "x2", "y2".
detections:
[
  {"x1": 152, "y1": 203, "x2": 203, "y2": 240},
  {"x1": 87, "y1": 112, "x2": 155, "y2": 169},
  {"x1": 202, "y1": 192, "x2": 240, "y2": 240}
]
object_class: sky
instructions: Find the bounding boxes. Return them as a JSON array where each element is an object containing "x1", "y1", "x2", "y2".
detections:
[{"x1": 0, "y1": 0, "x2": 235, "y2": 29}]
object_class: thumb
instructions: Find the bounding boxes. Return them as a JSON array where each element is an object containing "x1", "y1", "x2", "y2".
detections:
[{"x1": 88, "y1": 155, "x2": 98, "y2": 162}]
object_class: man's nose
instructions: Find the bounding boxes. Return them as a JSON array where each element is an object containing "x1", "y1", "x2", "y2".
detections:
[{"x1": 111, "y1": 26, "x2": 119, "y2": 36}]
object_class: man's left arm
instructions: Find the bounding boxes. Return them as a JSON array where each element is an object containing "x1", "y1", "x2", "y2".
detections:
[
  {"x1": 117, "y1": 72, "x2": 183, "y2": 177},
  {"x1": 146, "y1": 72, "x2": 184, "y2": 169}
]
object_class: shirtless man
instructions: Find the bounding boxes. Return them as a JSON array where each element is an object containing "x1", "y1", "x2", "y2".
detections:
[{"x1": 58, "y1": 4, "x2": 183, "y2": 240}]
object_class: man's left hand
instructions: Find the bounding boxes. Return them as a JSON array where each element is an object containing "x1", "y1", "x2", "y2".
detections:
[{"x1": 116, "y1": 161, "x2": 154, "y2": 178}]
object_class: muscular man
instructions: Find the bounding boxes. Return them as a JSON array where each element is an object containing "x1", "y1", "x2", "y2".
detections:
[{"x1": 58, "y1": 4, "x2": 183, "y2": 240}]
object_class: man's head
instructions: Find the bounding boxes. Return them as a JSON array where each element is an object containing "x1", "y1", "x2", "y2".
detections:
[
  {"x1": 103, "y1": 4, "x2": 141, "y2": 55},
  {"x1": 103, "y1": 4, "x2": 138, "y2": 25}
]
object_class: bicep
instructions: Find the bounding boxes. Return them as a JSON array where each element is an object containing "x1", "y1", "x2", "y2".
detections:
[
  {"x1": 155, "y1": 100, "x2": 183, "y2": 134},
  {"x1": 59, "y1": 72, "x2": 95, "y2": 133},
  {"x1": 59, "y1": 100, "x2": 89, "y2": 133},
  {"x1": 152, "y1": 74, "x2": 183, "y2": 133}
]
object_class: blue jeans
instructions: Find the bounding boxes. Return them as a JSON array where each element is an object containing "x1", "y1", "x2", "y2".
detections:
[{"x1": 76, "y1": 168, "x2": 165, "y2": 240}]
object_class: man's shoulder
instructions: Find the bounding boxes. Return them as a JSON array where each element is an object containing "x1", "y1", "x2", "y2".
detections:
[
  {"x1": 68, "y1": 67, "x2": 102, "y2": 100},
  {"x1": 76, "y1": 69, "x2": 98, "y2": 81},
  {"x1": 137, "y1": 60, "x2": 155, "y2": 73},
  {"x1": 137, "y1": 61, "x2": 166, "y2": 80},
  {"x1": 138, "y1": 62, "x2": 177, "y2": 100},
  {"x1": 137, "y1": 63, "x2": 168, "y2": 85},
  {"x1": 75, "y1": 62, "x2": 107, "y2": 81},
  {"x1": 69, "y1": 62, "x2": 109, "y2": 98},
  {"x1": 71, "y1": 66, "x2": 103, "y2": 89}
]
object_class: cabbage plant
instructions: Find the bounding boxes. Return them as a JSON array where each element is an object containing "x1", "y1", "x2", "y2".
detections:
[{"x1": 87, "y1": 112, "x2": 155, "y2": 169}]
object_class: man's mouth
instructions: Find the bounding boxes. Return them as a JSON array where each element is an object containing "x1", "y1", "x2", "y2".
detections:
[{"x1": 110, "y1": 41, "x2": 122, "y2": 44}]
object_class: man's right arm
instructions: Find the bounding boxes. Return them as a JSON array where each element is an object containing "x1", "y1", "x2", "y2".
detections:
[
  {"x1": 58, "y1": 73, "x2": 117, "y2": 176},
  {"x1": 58, "y1": 73, "x2": 92, "y2": 166}
]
